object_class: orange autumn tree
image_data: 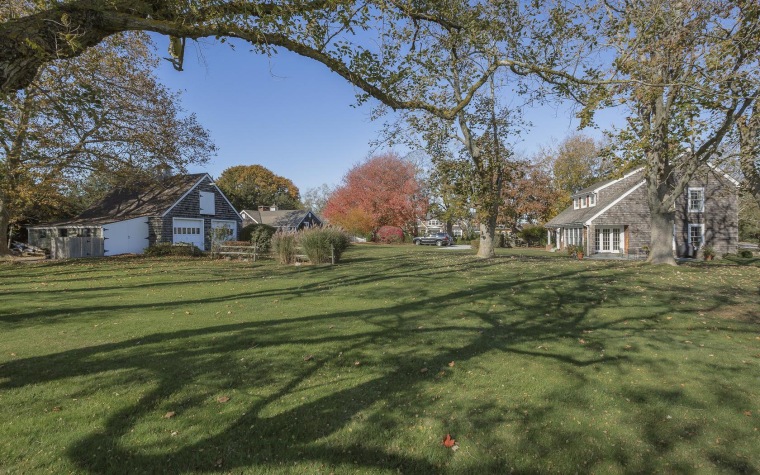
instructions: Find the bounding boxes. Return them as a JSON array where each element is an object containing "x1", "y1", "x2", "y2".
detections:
[{"x1": 324, "y1": 153, "x2": 427, "y2": 235}]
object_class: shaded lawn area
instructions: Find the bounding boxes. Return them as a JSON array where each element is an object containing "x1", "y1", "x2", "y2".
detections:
[{"x1": 0, "y1": 246, "x2": 758, "y2": 474}]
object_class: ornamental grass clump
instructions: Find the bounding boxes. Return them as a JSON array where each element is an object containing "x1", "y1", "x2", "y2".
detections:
[
  {"x1": 271, "y1": 231, "x2": 298, "y2": 264},
  {"x1": 299, "y1": 227, "x2": 350, "y2": 264}
]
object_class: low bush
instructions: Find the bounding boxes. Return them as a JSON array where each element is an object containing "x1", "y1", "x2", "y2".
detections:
[
  {"x1": 375, "y1": 226, "x2": 404, "y2": 244},
  {"x1": 271, "y1": 231, "x2": 298, "y2": 264},
  {"x1": 144, "y1": 242, "x2": 203, "y2": 257},
  {"x1": 250, "y1": 225, "x2": 276, "y2": 253},
  {"x1": 240, "y1": 223, "x2": 276, "y2": 247},
  {"x1": 518, "y1": 224, "x2": 546, "y2": 247},
  {"x1": 299, "y1": 227, "x2": 351, "y2": 264},
  {"x1": 738, "y1": 249, "x2": 754, "y2": 258}
]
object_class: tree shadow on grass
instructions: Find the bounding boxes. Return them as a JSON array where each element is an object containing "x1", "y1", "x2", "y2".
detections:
[{"x1": 1, "y1": 257, "x2": 758, "y2": 473}]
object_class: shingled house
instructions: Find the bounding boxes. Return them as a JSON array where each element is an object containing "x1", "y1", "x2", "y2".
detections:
[
  {"x1": 545, "y1": 166, "x2": 739, "y2": 258},
  {"x1": 28, "y1": 173, "x2": 242, "y2": 258},
  {"x1": 240, "y1": 206, "x2": 321, "y2": 231}
]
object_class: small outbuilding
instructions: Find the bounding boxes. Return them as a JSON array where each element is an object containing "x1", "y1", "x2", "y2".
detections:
[
  {"x1": 28, "y1": 173, "x2": 242, "y2": 258},
  {"x1": 241, "y1": 206, "x2": 322, "y2": 232}
]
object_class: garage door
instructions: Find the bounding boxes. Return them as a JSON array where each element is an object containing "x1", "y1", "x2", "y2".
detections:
[
  {"x1": 211, "y1": 219, "x2": 237, "y2": 242},
  {"x1": 173, "y1": 218, "x2": 205, "y2": 249}
]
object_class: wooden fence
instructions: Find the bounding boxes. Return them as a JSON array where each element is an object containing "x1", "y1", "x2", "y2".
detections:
[{"x1": 50, "y1": 237, "x2": 104, "y2": 259}]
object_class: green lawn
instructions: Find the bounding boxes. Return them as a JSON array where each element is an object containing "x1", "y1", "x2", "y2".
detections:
[{"x1": 1, "y1": 246, "x2": 758, "y2": 474}]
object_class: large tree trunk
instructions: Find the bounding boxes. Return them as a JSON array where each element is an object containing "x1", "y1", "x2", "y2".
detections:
[
  {"x1": 477, "y1": 216, "x2": 497, "y2": 258},
  {"x1": 647, "y1": 207, "x2": 676, "y2": 265},
  {"x1": 0, "y1": 199, "x2": 10, "y2": 256},
  {"x1": 645, "y1": 166, "x2": 677, "y2": 265}
]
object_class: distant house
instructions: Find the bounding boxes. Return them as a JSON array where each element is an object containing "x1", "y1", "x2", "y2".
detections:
[
  {"x1": 545, "y1": 166, "x2": 739, "y2": 258},
  {"x1": 240, "y1": 205, "x2": 322, "y2": 232},
  {"x1": 416, "y1": 215, "x2": 469, "y2": 237},
  {"x1": 28, "y1": 173, "x2": 242, "y2": 258}
]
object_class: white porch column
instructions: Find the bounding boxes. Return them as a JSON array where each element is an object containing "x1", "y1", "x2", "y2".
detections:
[{"x1": 547, "y1": 229, "x2": 552, "y2": 247}]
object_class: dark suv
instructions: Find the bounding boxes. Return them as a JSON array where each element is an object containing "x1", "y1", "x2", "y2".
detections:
[{"x1": 412, "y1": 232, "x2": 451, "y2": 246}]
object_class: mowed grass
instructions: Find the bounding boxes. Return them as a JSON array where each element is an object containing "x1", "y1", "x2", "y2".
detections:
[{"x1": 0, "y1": 246, "x2": 758, "y2": 474}]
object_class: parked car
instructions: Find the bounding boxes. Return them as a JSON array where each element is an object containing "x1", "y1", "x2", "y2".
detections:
[{"x1": 413, "y1": 232, "x2": 451, "y2": 246}]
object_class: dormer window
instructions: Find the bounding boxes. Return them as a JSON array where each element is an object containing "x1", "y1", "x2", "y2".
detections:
[
  {"x1": 590, "y1": 194, "x2": 596, "y2": 206},
  {"x1": 581, "y1": 195, "x2": 587, "y2": 208},
  {"x1": 573, "y1": 198, "x2": 579, "y2": 210}
]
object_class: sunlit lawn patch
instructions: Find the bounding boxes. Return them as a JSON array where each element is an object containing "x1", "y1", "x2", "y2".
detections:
[{"x1": 1, "y1": 246, "x2": 758, "y2": 473}]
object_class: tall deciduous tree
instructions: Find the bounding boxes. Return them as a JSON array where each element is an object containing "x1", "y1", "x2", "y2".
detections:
[
  {"x1": 426, "y1": 158, "x2": 475, "y2": 236},
  {"x1": 301, "y1": 184, "x2": 334, "y2": 215},
  {"x1": 323, "y1": 153, "x2": 427, "y2": 232},
  {"x1": 539, "y1": 134, "x2": 607, "y2": 210},
  {"x1": 584, "y1": 0, "x2": 760, "y2": 265},
  {"x1": 736, "y1": 102, "x2": 760, "y2": 208},
  {"x1": 216, "y1": 165, "x2": 301, "y2": 211},
  {"x1": 0, "y1": 32, "x2": 215, "y2": 254},
  {"x1": 500, "y1": 161, "x2": 559, "y2": 232}
]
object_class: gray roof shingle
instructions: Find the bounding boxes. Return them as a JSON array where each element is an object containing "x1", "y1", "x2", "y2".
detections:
[
  {"x1": 33, "y1": 174, "x2": 208, "y2": 227},
  {"x1": 546, "y1": 169, "x2": 644, "y2": 227}
]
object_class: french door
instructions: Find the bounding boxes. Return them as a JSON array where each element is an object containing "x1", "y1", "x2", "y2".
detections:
[{"x1": 594, "y1": 227, "x2": 623, "y2": 253}]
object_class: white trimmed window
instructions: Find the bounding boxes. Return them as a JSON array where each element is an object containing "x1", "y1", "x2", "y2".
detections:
[
  {"x1": 573, "y1": 198, "x2": 579, "y2": 210},
  {"x1": 688, "y1": 187, "x2": 704, "y2": 213},
  {"x1": 688, "y1": 223, "x2": 705, "y2": 248},
  {"x1": 589, "y1": 194, "x2": 596, "y2": 206}
]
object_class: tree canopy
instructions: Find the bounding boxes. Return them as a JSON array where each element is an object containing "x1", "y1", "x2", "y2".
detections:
[
  {"x1": 323, "y1": 152, "x2": 427, "y2": 233},
  {"x1": 215, "y1": 165, "x2": 301, "y2": 211},
  {"x1": 0, "y1": 31, "x2": 215, "y2": 253}
]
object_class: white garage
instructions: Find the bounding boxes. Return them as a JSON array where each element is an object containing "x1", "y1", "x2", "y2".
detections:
[{"x1": 173, "y1": 217, "x2": 205, "y2": 249}]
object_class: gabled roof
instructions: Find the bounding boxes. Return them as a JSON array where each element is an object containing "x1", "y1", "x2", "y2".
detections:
[
  {"x1": 546, "y1": 169, "x2": 645, "y2": 228},
  {"x1": 32, "y1": 173, "x2": 209, "y2": 227},
  {"x1": 241, "y1": 209, "x2": 320, "y2": 228}
]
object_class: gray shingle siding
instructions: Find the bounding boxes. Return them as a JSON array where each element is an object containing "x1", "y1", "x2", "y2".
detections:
[
  {"x1": 673, "y1": 170, "x2": 738, "y2": 256},
  {"x1": 159, "y1": 176, "x2": 242, "y2": 250}
]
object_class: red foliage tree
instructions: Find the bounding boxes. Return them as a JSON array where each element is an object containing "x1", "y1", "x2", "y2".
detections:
[{"x1": 324, "y1": 153, "x2": 427, "y2": 232}]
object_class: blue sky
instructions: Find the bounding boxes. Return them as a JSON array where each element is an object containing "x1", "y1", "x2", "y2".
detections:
[{"x1": 153, "y1": 36, "x2": 623, "y2": 193}]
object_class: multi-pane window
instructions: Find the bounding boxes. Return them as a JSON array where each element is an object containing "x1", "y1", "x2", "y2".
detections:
[
  {"x1": 566, "y1": 228, "x2": 583, "y2": 246},
  {"x1": 688, "y1": 188, "x2": 704, "y2": 212},
  {"x1": 590, "y1": 194, "x2": 596, "y2": 206},
  {"x1": 689, "y1": 224, "x2": 704, "y2": 247},
  {"x1": 595, "y1": 227, "x2": 623, "y2": 252}
]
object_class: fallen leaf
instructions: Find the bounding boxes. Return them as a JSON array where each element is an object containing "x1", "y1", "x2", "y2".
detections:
[
  {"x1": 420, "y1": 367, "x2": 428, "y2": 374},
  {"x1": 217, "y1": 396, "x2": 230, "y2": 403},
  {"x1": 171, "y1": 431, "x2": 178, "y2": 436},
  {"x1": 442, "y1": 434, "x2": 456, "y2": 448},
  {"x1": 744, "y1": 411, "x2": 752, "y2": 417},
  {"x1": 451, "y1": 444, "x2": 460, "y2": 452},
  {"x1": 448, "y1": 361, "x2": 455, "y2": 367},
  {"x1": 163, "y1": 411, "x2": 176, "y2": 419},
  {"x1": 184, "y1": 311, "x2": 191, "y2": 315},
  {"x1": 52, "y1": 406, "x2": 62, "y2": 412},
  {"x1": 579, "y1": 339, "x2": 587, "y2": 345},
  {"x1": 354, "y1": 361, "x2": 361, "y2": 366},
  {"x1": 303, "y1": 354, "x2": 314, "y2": 361}
]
